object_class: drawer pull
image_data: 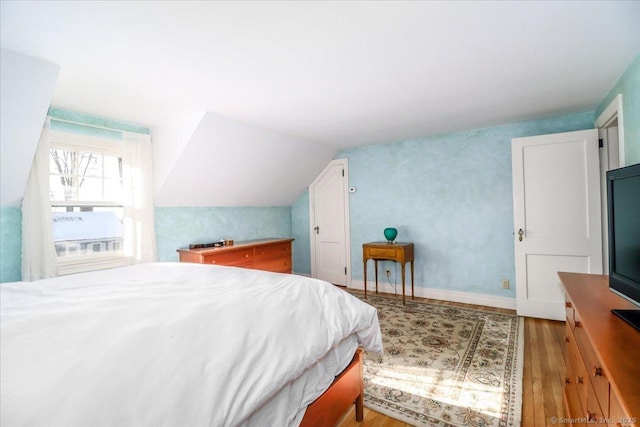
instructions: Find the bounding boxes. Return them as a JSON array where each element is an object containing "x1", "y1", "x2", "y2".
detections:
[
  {"x1": 593, "y1": 366, "x2": 603, "y2": 377},
  {"x1": 576, "y1": 376, "x2": 584, "y2": 385}
]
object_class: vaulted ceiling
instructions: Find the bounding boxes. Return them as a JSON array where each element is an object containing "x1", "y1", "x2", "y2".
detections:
[{"x1": 1, "y1": 1, "x2": 638, "y2": 207}]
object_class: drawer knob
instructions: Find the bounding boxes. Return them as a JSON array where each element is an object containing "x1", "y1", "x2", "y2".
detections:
[
  {"x1": 575, "y1": 321, "x2": 582, "y2": 328},
  {"x1": 565, "y1": 377, "x2": 571, "y2": 384},
  {"x1": 593, "y1": 366, "x2": 603, "y2": 377},
  {"x1": 586, "y1": 411, "x2": 596, "y2": 422},
  {"x1": 565, "y1": 336, "x2": 570, "y2": 343},
  {"x1": 565, "y1": 301, "x2": 572, "y2": 308},
  {"x1": 210, "y1": 260, "x2": 217, "y2": 264},
  {"x1": 576, "y1": 376, "x2": 584, "y2": 385}
]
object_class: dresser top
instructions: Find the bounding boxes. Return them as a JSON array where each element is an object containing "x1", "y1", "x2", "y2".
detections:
[{"x1": 177, "y1": 238, "x2": 293, "y2": 254}]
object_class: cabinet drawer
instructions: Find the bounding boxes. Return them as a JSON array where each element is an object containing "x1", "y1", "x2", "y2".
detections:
[
  {"x1": 573, "y1": 321, "x2": 609, "y2": 413},
  {"x1": 566, "y1": 298, "x2": 576, "y2": 329},
  {"x1": 585, "y1": 381, "x2": 605, "y2": 425},
  {"x1": 203, "y1": 249, "x2": 253, "y2": 266},
  {"x1": 253, "y1": 257, "x2": 292, "y2": 273},
  {"x1": 610, "y1": 391, "x2": 638, "y2": 427},
  {"x1": 254, "y1": 243, "x2": 291, "y2": 261},
  {"x1": 566, "y1": 323, "x2": 589, "y2": 408}
]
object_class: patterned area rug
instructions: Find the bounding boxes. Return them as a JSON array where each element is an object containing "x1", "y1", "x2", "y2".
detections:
[{"x1": 353, "y1": 292, "x2": 524, "y2": 427}]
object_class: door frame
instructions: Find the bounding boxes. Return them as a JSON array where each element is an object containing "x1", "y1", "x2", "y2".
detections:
[
  {"x1": 309, "y1": 158, "x2": 352, "y2": 286},
  {"x1": 595, "y1": 93, "x2": 625, "y2": 167},
  {"x1": 595, "y1": 93, "x2": 625, "y2": 274}
]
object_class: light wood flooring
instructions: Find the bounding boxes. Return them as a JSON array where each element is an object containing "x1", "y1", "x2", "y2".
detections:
[{"x1": 337, "y1": 291, "x2": 566, "y2": 427}]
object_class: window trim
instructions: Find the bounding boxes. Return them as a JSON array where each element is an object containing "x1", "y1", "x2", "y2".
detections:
[{"x1": 49, "y1": 129, "x2": 130, "y2": 275}]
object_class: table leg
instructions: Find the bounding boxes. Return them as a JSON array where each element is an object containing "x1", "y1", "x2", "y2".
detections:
[
  {"x1": 374, "y1": 260, "x2": 379, "y2": 294},
  {"x1": 401, "y1": 262, "x2": 406, "y2": 305},
  {"x1": 363, "y1": 259, "x2": 368, "y2": 299},
  {"x1": 411, "y1": 260, "x2": 414, "y2": 300}
]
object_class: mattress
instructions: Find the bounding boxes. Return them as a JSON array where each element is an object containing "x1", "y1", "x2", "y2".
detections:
[{"x1": 0, "y1": 262, "x2": 383, "y2": 426}]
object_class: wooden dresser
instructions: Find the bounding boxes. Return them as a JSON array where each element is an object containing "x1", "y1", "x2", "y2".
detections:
[
  {"x1": 559, "y1": 272, "x2": 639, "y2": 427},
  {"x1": 177, "y1": 238, "x2": 294, "y2": 274}
]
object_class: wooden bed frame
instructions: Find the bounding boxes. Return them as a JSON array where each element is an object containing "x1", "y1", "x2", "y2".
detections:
[{"x1": 299, "y1": 348, "x2": 364, "y2": 427}]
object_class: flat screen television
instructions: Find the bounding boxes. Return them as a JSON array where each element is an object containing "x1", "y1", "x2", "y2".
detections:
[{"x1": 607, "y1": 162, "x2": 640, "y2": 332}]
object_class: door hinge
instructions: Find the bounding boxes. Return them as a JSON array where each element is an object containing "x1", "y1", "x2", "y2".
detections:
[
  {"x1": 342, "y1": 169, "x2": 344, "y2": 177},
  {"x1": 599, "y1": 138, "x2": 604, "y2": 148},
  {"x1": 344, "y1": 267, "x2": 347, "y2": 275}
]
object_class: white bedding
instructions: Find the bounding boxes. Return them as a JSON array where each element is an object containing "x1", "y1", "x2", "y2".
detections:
[{"x1": 0, "y1": 262, "x2": 382, "y2": 427}]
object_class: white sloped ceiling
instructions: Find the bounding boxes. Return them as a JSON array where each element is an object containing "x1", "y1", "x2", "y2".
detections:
[
  {"x1": 153, "y1": 112, "x2": 337, "y2": 207},
  {"x1": 0, "y1": 49, "x2": 59, "y2": 207}
]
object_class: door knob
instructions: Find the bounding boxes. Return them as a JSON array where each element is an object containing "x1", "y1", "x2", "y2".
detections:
[
  {"x1": 314, "y1": 226, "x2": 320, "y2": 234},
  {"x1": 518, "y1": 229, "x2": 524, "y2": 242}
]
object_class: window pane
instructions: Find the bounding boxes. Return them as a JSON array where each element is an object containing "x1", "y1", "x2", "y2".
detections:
[
  {"x1": 50, "y1": 149, "x2": 78, "y2": 176},
  {"x1": 78, "y1": 152, "x2": 101, "y2": 178},
  {"x1": 104, "y1": 177, "x2": 123, "y2": 201},
  {"x1": 77, "y1": 177, "x2": 104, "y2": 201},
  {"x1": 50, "y1": 175, "x2": 75, "y2": 201},
  {"x1": 103, "y1": 155, "x2": 122, "y2": 179},
  {"x1": 52, "y1": 207, "x2": 124, "y2": 257}
]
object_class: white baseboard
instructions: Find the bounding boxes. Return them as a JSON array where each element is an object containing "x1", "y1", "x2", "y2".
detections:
[{"x1": 348, "y1": 280, "x2": 516, "y2": 311}]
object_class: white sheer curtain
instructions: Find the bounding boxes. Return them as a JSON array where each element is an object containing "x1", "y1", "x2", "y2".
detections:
[
  {"x1": 22, "y1": 125, "x2": 57, "y2": 281},
  {"x1": 122, "y1": 132, "x2": 157, "y2": 264}
]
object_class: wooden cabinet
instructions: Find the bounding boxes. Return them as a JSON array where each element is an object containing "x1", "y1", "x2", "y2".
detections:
[
  {"x1": 177, "y1": 238, "x2": 294, "y2": 274},
  {"x1": 559, "y1": 272, "x2": 639, "y2": 427}
]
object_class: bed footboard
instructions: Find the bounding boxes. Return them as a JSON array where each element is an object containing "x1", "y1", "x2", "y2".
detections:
[{"x1": 300, "y1": 348, "x2": 364, "y2": 427}]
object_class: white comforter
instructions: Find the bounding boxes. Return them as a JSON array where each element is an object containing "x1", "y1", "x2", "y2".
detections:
[{"x1": 1, "y1": 262, "x2": 382, "y2": 427}]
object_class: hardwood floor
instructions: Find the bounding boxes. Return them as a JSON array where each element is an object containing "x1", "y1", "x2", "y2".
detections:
[{"x1": 337, "y1": 291, "x2": 566, "y2": 426}]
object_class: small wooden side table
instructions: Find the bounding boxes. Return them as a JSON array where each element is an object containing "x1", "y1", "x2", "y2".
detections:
[{"x1": 363, "y1": 242, "x2": 414, "y2": 304}]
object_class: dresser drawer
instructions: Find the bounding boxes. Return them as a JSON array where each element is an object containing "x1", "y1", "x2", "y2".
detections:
[
  {"x1": 178, "y1": 239, "x2": 294, "y2": 274},
  {"x1": 254, "y1": 243, "x2": 291, "y2": 261},
  {"x1": 585, "y1": 380, "x2": 605, "y2": 425},
  {"x1": 610, "y1": 391, "x2": 638, "y2": 427},
  {"x1": 566, "y1": 323, "x2": 589, "y2": 408},
  {"x1": 202, "y1": 249, "x2": 253, "y2": 266},
  {"x1": 253, "y1": 257, "x2": 292, "y2": 273},
  {"x1": 566, "y1": 298, "x2": 576, "y2": 329},
  {"x1": 573, "y1": 322, "x2": 609, "y2": 413}
]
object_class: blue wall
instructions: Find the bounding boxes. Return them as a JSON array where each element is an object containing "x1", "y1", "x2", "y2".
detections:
[
  {"x1": 0, "y1": 207, "x2": 22, "y2": 282},
  {"x1": 291, "y1": 191, "x2": 311, "y2": 275},
  {"x1": 155, "y1": 206, "x2": 294, "y2": 264},
  {"x1": 292, "y1": 112, "x2": 596, "y2": 298},
  {"x1": 596, "y1": 53, "x2": 640, "y2": 165}
]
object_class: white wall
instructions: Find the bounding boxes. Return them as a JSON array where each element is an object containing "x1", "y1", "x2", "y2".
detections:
[
  {"x1": 154, "y1": 112, "x2": 337, "y2": 207},
  {"x1": 0, "y1": 49, "x2": 59, "y2": 207}
]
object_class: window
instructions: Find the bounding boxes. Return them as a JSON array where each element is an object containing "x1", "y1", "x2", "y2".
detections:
[{"x1": 48, "y1": 131, "x2": 129, "y2": 273}]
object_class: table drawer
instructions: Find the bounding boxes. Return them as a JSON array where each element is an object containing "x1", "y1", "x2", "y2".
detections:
[
  {"x1": 365, "y1": 247, "x2": 399, "y2": 259},
  {"x1": 203, "y1": 249, "x2": 253, "y2": 266},
  {"x1": 254, "y1": 243, "x2": 291, "y2": 261}
]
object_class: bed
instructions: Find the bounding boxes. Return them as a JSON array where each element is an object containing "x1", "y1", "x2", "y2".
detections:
[{"x1": 0, "y1": 262, "x2": 382, "y2": 426}]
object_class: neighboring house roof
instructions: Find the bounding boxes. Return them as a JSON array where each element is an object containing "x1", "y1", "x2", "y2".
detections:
[{"x1": 52, "y1": 211, "x2": 123, "y2": 242}]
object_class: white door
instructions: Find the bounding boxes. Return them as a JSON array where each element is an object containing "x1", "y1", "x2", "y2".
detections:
[
  {"x1": 309, "y1": 159, "x2": 351, "y2": 286},
  {"x1": 512, "y1": 129, "x2": 602, "y2": 320}
]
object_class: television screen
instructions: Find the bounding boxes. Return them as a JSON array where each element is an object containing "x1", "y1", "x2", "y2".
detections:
[{"x1": 607, "y1": 162, "x2": 640, "y2": 332}]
